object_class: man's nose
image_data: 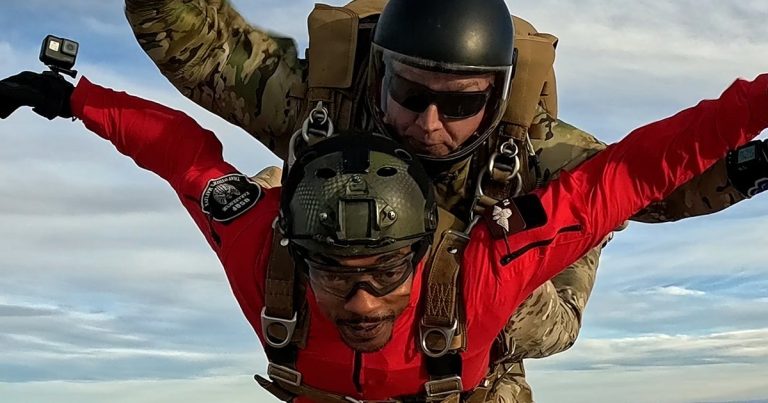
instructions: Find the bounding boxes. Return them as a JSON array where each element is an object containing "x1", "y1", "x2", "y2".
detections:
[
  {"x1": 415, "y1": 104, "x2": 443, "y2": 132},
  {"x1": 343, "y1": 288, "x2": 383, "y2": 316}
]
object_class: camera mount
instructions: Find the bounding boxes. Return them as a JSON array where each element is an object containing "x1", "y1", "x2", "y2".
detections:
[{"x1": 39, "y1": 35, "x2": 79, "y2": 78}]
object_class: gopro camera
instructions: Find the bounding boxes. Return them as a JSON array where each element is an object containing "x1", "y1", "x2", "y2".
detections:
[
  {"x1": 39, "y1": 35, "x2": 79, "y2": 78},
  {"x1": 726, "y1": 140, "x2": 768, "y2": 197}
]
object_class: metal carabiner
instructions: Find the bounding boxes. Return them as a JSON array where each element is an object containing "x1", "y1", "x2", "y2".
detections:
[{"x1": 301, "y1": 101, "x2": 334, "y2": 143}]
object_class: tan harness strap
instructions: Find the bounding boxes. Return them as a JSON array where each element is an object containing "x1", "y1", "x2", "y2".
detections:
[
  {"x1": 420, "y1": 208, "x2": 470, "y2": 355},
  {"x1": 421, "y1": 229, "x2": 469, "y2": 355},
  {"x1": 262, "y1": 228, "x2": 302, "y2": 348},
  {"x1": 255, "y1": 373, "x2": 352, "y2": 403},
  {"x1": 502, "y1": 25, "x2": 558, "y2": 139}
]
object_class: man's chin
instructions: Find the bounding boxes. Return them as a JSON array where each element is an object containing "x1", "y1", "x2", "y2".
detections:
[
  {"x1": 406, "y1": 139, "x2": 452, "y2": 158},
  {"x1": 338, "y1": 322, "x2": 394, "y2": 352}
]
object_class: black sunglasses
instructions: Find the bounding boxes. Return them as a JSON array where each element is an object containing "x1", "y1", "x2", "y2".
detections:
[{"x1": 386, "y1": 73, "x2": 492, "y2": 119}]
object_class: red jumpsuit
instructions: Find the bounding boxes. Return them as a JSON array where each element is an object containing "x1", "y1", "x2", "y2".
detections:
[{"x1": 70, "y1": 76, "x2": 768, "y2": 401}]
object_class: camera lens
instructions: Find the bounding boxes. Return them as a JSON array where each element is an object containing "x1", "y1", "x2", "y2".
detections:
[{"x1": 62, "y1": 40, "x2": 78, "y2": 56}]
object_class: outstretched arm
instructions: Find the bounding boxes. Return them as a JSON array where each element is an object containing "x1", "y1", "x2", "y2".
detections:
[
  {"x1": 0, "y1": 69, "x2": 269, "y2": 248},
  {"x1": 526, "y1": 74, "x2": 768, "y2": 295},
  {"x1": 539, "y1": 118, "x2": 750, "y2": 223},
  {"x1": 70, "y1": 77, "x2": 231, "y2": 185},
  {"x1": 125, "y1": 0, "x2": 305, "y2": 156},
  {"x1": 632, "y1": 158, "x2": 747, "y2": 222},
  {"x1": 464, "y1": 74, "x2": 768, "y2": 326}
]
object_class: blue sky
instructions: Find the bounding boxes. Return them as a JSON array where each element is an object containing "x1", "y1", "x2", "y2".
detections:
[{"x1": 1, "y1": 1, "x2": 767, "y2": 402}]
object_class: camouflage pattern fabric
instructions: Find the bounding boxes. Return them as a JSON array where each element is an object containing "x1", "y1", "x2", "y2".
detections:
[
  {"x1": 125, "y1": 0, "x2": 306, "y2": 158},
  {"x1": 250, "y1": 166, "x2": 282, "y2": 189},
  {"x1": 124, "y1": 1, "x2": 748, "y2": 402}
]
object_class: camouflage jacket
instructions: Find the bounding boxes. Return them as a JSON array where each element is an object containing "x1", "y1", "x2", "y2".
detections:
[{"x1": 125, "y1": 1, "x2": 747, "y2": 401}]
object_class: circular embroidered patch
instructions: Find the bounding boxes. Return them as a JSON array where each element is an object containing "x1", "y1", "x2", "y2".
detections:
[{"x1": 201, "y1": 173, "x2": 263, "y2": 223}]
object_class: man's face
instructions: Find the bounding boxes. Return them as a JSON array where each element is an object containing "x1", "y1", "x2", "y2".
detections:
[
  {"x1": 309, "y1": 247, "x2": 414, "y2": 352},
  {"x1": 383, "y1": 63, "x2": 495, "y2": 157}
]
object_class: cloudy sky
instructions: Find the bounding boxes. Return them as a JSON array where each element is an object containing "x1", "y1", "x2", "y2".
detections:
[{"x1": 1, "y1": 1, "x2": 767, "y2": 402}]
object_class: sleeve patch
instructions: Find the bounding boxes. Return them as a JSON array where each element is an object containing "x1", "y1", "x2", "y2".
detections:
[{"x1": 201, "y1": 173, "x2": 263, "y2": 223}]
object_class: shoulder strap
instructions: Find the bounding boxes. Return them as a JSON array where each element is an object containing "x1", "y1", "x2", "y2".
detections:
[
  {"x1": 418, "y1": 207, "x2": 471, "y2": 399},
  {"x1": 305, "y1": 1, "x2": 385, "y2": 130},
  {"x1": 502, "y1": 16, "x2": 559, "y2": 141},
  {"x1": 258, "y1": 227, "x2": 311, "y2": 400}
]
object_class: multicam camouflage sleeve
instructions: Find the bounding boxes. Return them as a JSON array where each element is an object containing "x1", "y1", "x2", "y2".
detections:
[
  {"x1": 124, "y1": 0, "x2": 305, "y2": 157},
  {"x1": 477, "y1": 248, "x2": 602, "y2": 403},
  {"x1": 632, "y1": 159, "x2": 747, "y2": 222},
  {"x1": 505, "y1": 246, "x2": 601, "y2": 361},
  {"x1": 536, "y1": 118, "x2": 747, "y2": 223}
]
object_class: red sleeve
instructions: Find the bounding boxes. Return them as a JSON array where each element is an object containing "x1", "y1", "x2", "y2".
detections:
[
  {"x1": 69, "y1": 77, "x2": 272, "y2": 259},
  {"x1": 70, "y1": 77, "x2": 234, "y2": 187},
  {"x1": 67, "y1": 78, "x2": 287, "y2": 336},
  {"x1": 465, "y1": 74, "x2": 768, "y2": 315}
]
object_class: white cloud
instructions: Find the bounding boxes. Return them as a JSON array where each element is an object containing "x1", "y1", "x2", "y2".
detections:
[
  {"x1": 527, "y1": 329, "x2": 768, "y2": 402},
  {"x1": 528, "y1": 362, "x2": 768, "y2": 403},
  {"x1": 646, "y1": 286, "x2": 706, "y2": 297}
]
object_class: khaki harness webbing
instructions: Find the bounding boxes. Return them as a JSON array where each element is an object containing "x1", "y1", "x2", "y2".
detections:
[
  {"x1": 422, "y1": 230, "x2": 468, "y2": 352},
  {"x1": 264, "y1": 230, "x2": 310, "y2": 349},
  {"x1": 265, "y1": 231, "x2": 295, "y2": 320},
  {"x1": 306, "y1": 0, "x2": 385, "y2": 131},
  {"x1": 264, "y1": 230, "x2": 299, "y2": 342},
  {"x1": 417, "y1": 209, "x2": 469, "y2": 402},
  {"x1": 258, "y1": 370, "x2": 465, "y2": 403},
  {"x1": 504, "y1": 17, "x2": 558, "y2": 138},
  {"x1": 256, "y1": 373, "x2": 350, "y2": 403}
]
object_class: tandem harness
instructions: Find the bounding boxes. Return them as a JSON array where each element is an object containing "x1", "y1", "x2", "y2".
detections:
[{"x1": 255, "y1": 206, "x2": 471, "y2": 402}]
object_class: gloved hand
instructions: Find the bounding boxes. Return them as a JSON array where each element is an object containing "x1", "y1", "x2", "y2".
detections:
[{"x1": 0, "y1": 71, "x2": 74, "y2": 120}]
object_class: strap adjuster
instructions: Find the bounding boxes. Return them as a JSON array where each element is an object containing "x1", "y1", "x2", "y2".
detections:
[
  {"x1": 419, "y1": 318, "x2": 458, "y2": 358},
  {"x1": 301, "y1": 101, "x2": 334, "y2": 142},
  {"x1": 261, "y1": 307, "x2": 297, "y2": 348},
  {"x1": 267, "y1": 363, "x2": 302, "y2": 387},
  {"x1": 424, "y1": 375, "x2": 463, "y2": 399}
]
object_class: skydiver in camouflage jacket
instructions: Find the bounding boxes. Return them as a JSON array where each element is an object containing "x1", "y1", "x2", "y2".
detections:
[{"x1": 124, "y1": 0, "x2": 752, "y2": 401}]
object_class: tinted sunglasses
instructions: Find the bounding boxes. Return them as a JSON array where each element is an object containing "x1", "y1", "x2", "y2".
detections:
[
  {"x1": 386, "y1": 73, "x2": 492, "y2": 119},
  {"x1": 306, "y1": 252, "x2": 415, "y2": 299}
]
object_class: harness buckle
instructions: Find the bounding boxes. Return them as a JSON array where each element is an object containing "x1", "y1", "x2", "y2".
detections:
[
  {"x1": 261, "y1": 307, "x2": 297, "y2": 348},
  {"x1": 487, "y1": 140, "x2": 523, "y2": 195},
  {"x1": 267, "y1": 363, "x2": 303, "y2": 387},
  {"x1": 419, "y1": 318, "x2": 458, "y2": 358},
  {"x1": 424, "y1": 375, "x2": 463, "y2": 400},
  {"x1": 301, "y1": 101, "x2": 334, "y2": 142}
]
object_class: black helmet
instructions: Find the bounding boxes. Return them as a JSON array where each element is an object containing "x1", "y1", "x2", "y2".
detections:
[
  {"x1": 280, "y1": 131, "x2": 437, "y2": 261},
  {"x1": 368, "y1": 0, "x2": 516, "y2": 165}
]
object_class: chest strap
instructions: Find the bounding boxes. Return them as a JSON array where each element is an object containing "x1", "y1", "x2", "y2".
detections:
[
  {"x1": 418, "y1": 207, "x2": 472, "y2": 400},
  {"x1": 260, "y1": 223, "x2": 310, "y2": 395},
  {"x1": 262, "y1": 221, "x2": 299, "y2": 348}
]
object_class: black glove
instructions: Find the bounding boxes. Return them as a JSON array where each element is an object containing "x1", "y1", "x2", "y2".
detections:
[{"x1": 0, "y1": 71, "x2": 74, "y2": 120}]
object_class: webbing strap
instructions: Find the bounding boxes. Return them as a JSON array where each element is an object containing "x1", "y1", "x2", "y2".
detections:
[
  {"x1": 262, "y1": 228, "x2": 299, "y2": 348},
  {"x1": 421, "y1": 230, "x2": 468, "y2": 356}
]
